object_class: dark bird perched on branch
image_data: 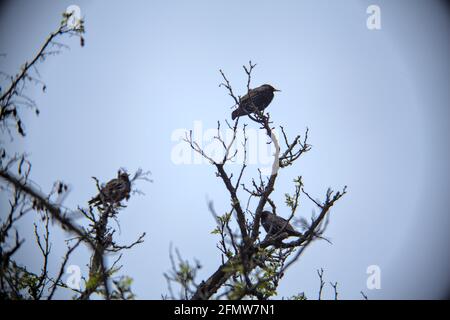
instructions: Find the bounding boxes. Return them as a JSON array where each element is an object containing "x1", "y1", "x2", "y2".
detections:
[
  {"x1": 231, "y1": 84, "x2": 280, "y2": 120},
  {"x1": 88, "y1": 171, "x2": 131, "y2": 206},
  {"x1": 261, "y1": 211, "x2": 302, "y2": 238}
]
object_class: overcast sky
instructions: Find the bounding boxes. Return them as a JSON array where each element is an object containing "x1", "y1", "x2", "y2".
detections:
[{"x1": 0, "y1": 0, "x2": 449, "y2": 299}]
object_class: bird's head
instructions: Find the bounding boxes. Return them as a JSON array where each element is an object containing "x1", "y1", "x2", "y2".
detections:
[
  {"x1": 262, "y1": 84, "x2": 281, "y2": 93},
  {"x1": 117, "y1": 170, "x2": 130, "y2": 181}
]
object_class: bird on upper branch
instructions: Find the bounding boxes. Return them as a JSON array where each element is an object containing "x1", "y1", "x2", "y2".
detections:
[
  {"x1": 231, "y1": 84, "x2": 280, "y2": 120},
  {"x1": 88, "y1": 170, "x2": 131, "y2": 207},
  {"x1": 261, "y1": 210, "x2": 302, "y2": 238}
]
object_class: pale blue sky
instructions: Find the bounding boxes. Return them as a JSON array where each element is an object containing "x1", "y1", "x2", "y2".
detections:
[{"x1": 1, "y1": 0, "x2": 449, "y2": 299}]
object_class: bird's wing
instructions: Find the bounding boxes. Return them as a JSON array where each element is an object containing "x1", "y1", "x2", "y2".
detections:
[
  {"x1": 239, "y1": 87, "x2": 273, "y2": 113},
  {"x1": 272, "y1": 215, "x2": 295, "y2": 233},
  {"x1": 104, "y1": 178, "x2": 121, "y2": 191},
  {"x1": 239, "y1": 89, "x2": 255, "y2": 106}
]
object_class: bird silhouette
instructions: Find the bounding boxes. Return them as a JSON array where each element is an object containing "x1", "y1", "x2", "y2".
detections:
[
  {"x1": 231, "y1": 84, "x2": 280, "y2": 120},
  {"x1": 88, "y1": 171, "x2": 131, "y2": 207},
  {"x1": 261, "y1": 210, "x2": 302, "y2": 238}
]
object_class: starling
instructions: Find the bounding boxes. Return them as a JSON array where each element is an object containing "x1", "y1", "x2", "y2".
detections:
[
  {"x1": 260, "y1": 210, "x2": 302, "y2": 238},
  {"x1": 231, "y1": 84, "x2": 280, "y2": 120},
  {"x1": 88, "y1": 171, "x2": 131, "y2": 206}
]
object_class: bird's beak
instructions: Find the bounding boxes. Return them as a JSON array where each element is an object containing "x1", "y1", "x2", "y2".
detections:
[{"x1": 274, "y1": 88, "x2": 281, "y2": 92}]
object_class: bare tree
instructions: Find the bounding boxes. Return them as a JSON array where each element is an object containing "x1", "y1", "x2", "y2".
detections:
[
  {"x1": 165, "y1": 61, "x2": 346, "y2": 300},
  {"x1": 1, "y1": 12, "x2": 346, "y2": 301}
]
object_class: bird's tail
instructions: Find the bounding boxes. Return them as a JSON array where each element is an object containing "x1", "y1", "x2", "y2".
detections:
[
  {"x1": 231, "y1": 109, "x2": 240, "y2": 120},
  {"x1": 293, "y1": 230, "x2": 303, "y2": 237}
]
